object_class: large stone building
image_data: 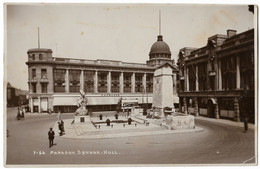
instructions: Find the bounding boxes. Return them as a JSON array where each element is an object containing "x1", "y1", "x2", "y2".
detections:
[
  {"x1": 26, "y1": 34, "x2": 178, "y2": 113},
  {"x1": 178, "y1": 29, "x2": 255, "y2": 123}
]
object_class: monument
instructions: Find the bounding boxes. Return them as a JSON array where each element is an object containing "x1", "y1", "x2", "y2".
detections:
[
  {"x1": 74, "y1": 90, "x2": 90, "y2": 123},
  {"x1": 151, "y1": 63, "x2": 195, "y2": 130},
  {"x1": 152, "y1": 63, "x2": 175, "y2": 117}
]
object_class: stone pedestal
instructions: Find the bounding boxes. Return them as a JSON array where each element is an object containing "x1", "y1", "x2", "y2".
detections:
[
  {"x1": 163, "y1": 114, "x2": 195, "y2": 130},
  {"x1": 74, "y1": 115, "x2": 91, "y2": 123}
]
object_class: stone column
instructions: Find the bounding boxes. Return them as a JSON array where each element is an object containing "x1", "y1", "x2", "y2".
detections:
[
  {"x1": 94, "y1": 71, "x2": 98, "y2": 93},
  {"x1": 218, "y1": 60, "x2": 222, "y2": 90},
  {"x1": 142, "y1": 73, "x2": 146, "y2": 93},
  {"x1": 107, "y1": 71, "x2": 111, "y2": 93},
  {"x1": 186, "y1": 67, "x2": 189, "y2": 92},
  {"x1": 183, "y1": 66, "x2": 187, "y2": 91},
  {"x1": 131, "y1": 72, "x2": 135, "y2": 93},
  {"x1": 195, "y1": 65, "x2": 199, "y2": 91},
  {"x1": 65, "y1": 69, "x2": 69, "y2": 93},
  {"x1": 234, "y1": 97, "x2": 240, "y2": 122},
  {"x1": 120, "y1": 72, "x2": 124, "y2": 93},
  {"x1": 38, "y1": 96, "x2": 41, "y2": 113},
  {"x1": 194, "y1": 97, "x2": 199, "y2": 116},
  {"x1": 236, "y1": 56, "x2": 241, "y2": 89},
  {"x1": 215, "y1": 98, "x2": 220, "y2": 119},
  {"x1": 29, "y1": 97, "x2": 33, "y2": 113},
  {"x1": 183, "y1": 97, "x2": 188, "y2": 114},
  {"x1": 80, "y1": 70, "x2": 84, "y2": 92}
]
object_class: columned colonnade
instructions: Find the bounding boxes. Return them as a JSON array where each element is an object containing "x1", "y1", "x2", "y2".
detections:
[{"x1": 181, "y1": 56, "x2": 242, "y2": 121}]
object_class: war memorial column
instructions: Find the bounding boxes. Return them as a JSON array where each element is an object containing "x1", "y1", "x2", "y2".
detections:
[{"x1": 120, "y1": 72, "x2": 124, "y2": 93}]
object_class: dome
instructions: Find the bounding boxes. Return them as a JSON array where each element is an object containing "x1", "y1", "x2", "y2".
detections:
[{"x1": 149, "y1": 35, "x2": 171, "y2": 55}]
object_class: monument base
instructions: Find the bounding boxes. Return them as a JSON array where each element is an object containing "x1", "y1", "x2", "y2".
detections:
[
  {"x1": 163, "y1": 114, "x2": 195, "y2": 130},
  {"x1": 74, "y1": 115, "x2": 91, "y2": 123}
]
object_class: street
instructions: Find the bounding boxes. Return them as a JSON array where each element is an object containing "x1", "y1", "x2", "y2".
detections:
[{"x1": 5, "y1": 107, "x2": 255, "y2": 165}]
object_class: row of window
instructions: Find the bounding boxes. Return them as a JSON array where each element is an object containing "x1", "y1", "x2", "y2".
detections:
[
  {"x1": 53, "y1": 69, "x2": 154, "y2": 93},
  {"x1": 180, "y1": 54, "x2": 254, "y2": 91},
  {"x1": 31, "y1": 68, "x2": 47, "y2": 79},
  {"x1": 31, "y1": 83, "x2": 48, "y2": 93},
  {"x1": 29, "y1": 54, "x2": 43, "y2": 61}
]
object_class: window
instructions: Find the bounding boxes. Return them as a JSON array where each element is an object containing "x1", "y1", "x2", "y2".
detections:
[
  {"x1": 41, "y1": 69, "x2": 47, "y2": 79},
  {"x1": 188, "y1": 65, "x2": 196, "y2": 91},
  {"x1": 84, "y1": 71, "x2": 95, "y2": 93},
  {"x1": 198, "y1": 63, "x2": 207, "y2": 91},
  {"x1": 146, "y1": 74, "x2": 153, "y2": 93},
  {"x1": 98, "y1": 72, "x2": 107, "y2": 93},
  {"x1": 69, "y1": 70, "x2": 81, "y2": 92},
  {"x1": 39, "y1": 54, "x2": 43, "y2": 60},
  {"x1": 32, "y1": 83, "x2": 37, "y2": 93},
  {"x1": 32, "y1": 54, "x2": 35, "y2": 60},
  {"x1": 32, "y1": 69, "x2": 36, "y2": 78},
  {"x1": 41, "y1": 83, "x2": 48, "y2": 93},
  {"x1": 135, "y1": 73, "x2": 143, "y2": 93},
  {"x1": 123, "y1": 73, "x2": 131, "y2": 93},
  {"x1": 53, "y1": 69, "x2": 66, "y2": 92},
  {"x1": 111, "y1": 72, "x2": 120, "y2": 93}
]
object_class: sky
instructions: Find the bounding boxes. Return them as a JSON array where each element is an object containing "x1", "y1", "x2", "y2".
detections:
[{"x1": 5, "y1": 3, "x2": 255, "y2": 90}]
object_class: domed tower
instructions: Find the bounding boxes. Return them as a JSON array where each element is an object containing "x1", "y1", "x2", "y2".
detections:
[{"x1": 146, "y1": 35, "x2": 172, "y2": 66}]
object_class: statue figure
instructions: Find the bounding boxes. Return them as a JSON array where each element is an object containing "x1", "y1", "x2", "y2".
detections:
[{"x1": 75, "y1": 90, "x2": 88, "y2": 116}]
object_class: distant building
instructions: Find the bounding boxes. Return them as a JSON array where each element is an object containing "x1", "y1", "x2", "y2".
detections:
[
  {"x1": 7, "y1": 82, "x2": 28, "y2": 107},
  {"x1": 177, "y1": 29, "x2": 254, "y2": 123},
  {"x1": 26, "y1": 34, "x2": 179, "y2": 113}
]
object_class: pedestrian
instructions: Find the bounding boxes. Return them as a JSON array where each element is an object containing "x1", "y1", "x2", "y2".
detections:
[
  {"x1": 58, "y1": 122, "x2": 63, "y2": 136},
  {"x1": 244, "y1": 115, "x2": 249, "y2": 133},
  {"x1": 61, "y1": 120, "x2": 65, "y2": 133},
  {"x1": 48, "y1": 127, "x2": 55, "y2": 148}
]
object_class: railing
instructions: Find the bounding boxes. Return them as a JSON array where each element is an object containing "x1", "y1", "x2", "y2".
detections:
[{"x1": 52, "y1": 57, "x2": 153, "y2": 68}]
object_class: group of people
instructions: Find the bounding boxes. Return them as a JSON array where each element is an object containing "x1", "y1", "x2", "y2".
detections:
[
  {"x1": 16, "y1": 106, "x2": 25, "y2": 120},
  {"x1": 58, "y1": 120, "x2": 65, "y2": 136}
]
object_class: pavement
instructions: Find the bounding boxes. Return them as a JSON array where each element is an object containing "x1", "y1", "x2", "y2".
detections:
[
  {"x1": 195, "y1": 116, "x2": 255, "y2": 129},
  {"x1": 24, "y1": 111, "x2": 255, "y2": 140}
]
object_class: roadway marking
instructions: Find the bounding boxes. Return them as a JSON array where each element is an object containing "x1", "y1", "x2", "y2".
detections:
[{"x1": 243, "y1": 156, "x2": 255, "y2": 164}]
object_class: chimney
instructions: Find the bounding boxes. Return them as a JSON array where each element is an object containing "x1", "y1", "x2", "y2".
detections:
[{"x1": 227, "y1": 29, "x2": 237, "y2": 38}]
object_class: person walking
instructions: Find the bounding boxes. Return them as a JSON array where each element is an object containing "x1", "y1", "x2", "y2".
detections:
[
  {"x1": 58, "y1": 122, "x2": 63, "y2": 136},
  {"x1": 48, "y1": 127, "x2": 55, "y2": 148},
  {"x1": 244, "y1": 115, "x2": 249, "y2": 133}
]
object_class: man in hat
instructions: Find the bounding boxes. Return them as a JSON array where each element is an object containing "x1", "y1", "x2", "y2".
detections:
[{"x1": 48, "y1": 127, "x2": 55, "y2": 148}]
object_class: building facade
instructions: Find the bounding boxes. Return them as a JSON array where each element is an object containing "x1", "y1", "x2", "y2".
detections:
[
  {"x1": 178, "y1": 29, "x2": 255, "y2": 123},
  {"x1": 26, "y1": 34, "x2": 178, "y2": 113}
]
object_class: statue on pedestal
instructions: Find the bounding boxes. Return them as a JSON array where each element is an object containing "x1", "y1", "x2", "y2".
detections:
[{"x1": 75, "y1": 90, "x2": 88, "y2": 116}]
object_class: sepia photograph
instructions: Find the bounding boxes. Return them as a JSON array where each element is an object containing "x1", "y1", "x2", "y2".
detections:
[{"x1": 4, "y1": 2, "x2": 257, "y2": 167}]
